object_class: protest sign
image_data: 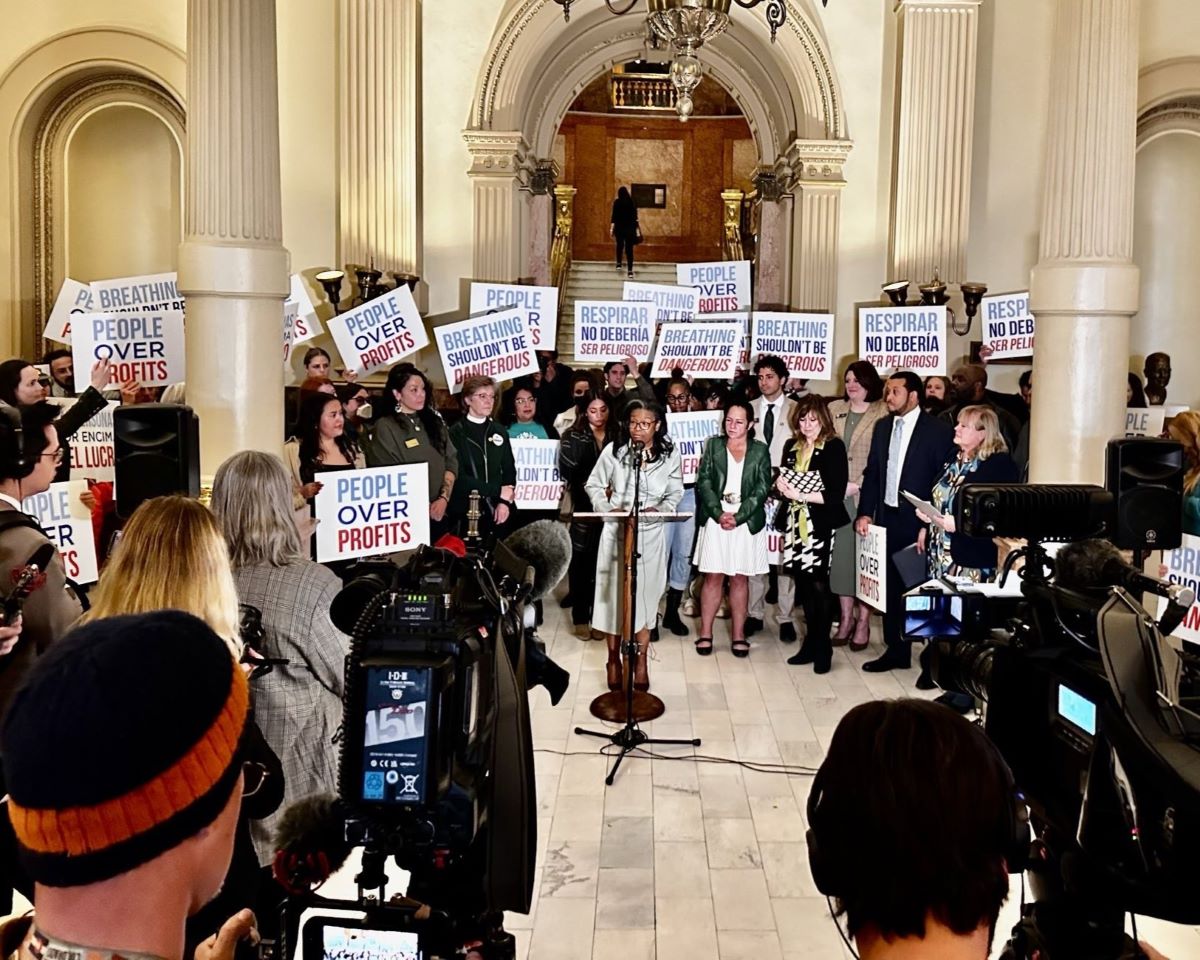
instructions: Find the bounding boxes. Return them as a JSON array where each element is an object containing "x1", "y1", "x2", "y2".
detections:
[
  {"x1": 651, "y1": 322, "x2": 740, "y2": 379},
  {"x1": 284, "y1": 301, "x2": 298, "y2": 365},
  {"x1": 980, "y1": 292, "x2": 1034, "y2": 360},
  {"x1": 48, "y1": 399, "x2": 117, "y2": 481},
  {"x1": 90, "y1": 272, "x2": 185, "y2": 313},
  {"x1": 289, "y1": 274, "x2": 322, "y2": 348},
  {"x1": 1125, "y1": 407, "x2": 1166, "y2": 438},
  {"x1": 44, "y1": 279, "x2": 93, "y2": 344},
  {"x1": 858, "y1": 305, "x2": 947, "y2": 376},
  {"x1": 1159, "y1": 534, "x2": 1200, "y2": 644},
  {"x1": 677, "y1": 260, "x2": 752, "y2": 314},
  {"x1": 856, "y1": 523, "x2": 888, "y2": 612},
  {"x1": 71, "y1": 311, "x2": 185, "y2": 389},
  {"x1": 765, "y1": 498, "x2": 785, "y2": 565},
  {"x1": 573, "y1": 300, "x2": 655, "y2": 362},
  {"x1": 622, "y1": 281, "x2": 699, "y2": 321},
  {"x1": 696, "y1": 312, "x2": 751, "y2": 369},
  {"x1": 433, "y1": 308, "x2": 538, "y2": 393},
  {"x1": 469, "y1": 282, "x2": 559, "y2": 351},
  {"x1": 327, "y1": 285, "x2": 428, "y2": 376},
  {"x1": 511, "y1": 439, "x2": 563, "y2": 509},
  {"x1": 22, "y1": 480, "x2": 99, "y2": 585},
  {"x1": 667, "y1": 410, "x2": 721, "y2": 485},
  {"x1": 751, "y1": 312, "x2": 835, "y2": 380},
  {"x1": 314, "y1": 464, "x2": 430, "y2": 563}
]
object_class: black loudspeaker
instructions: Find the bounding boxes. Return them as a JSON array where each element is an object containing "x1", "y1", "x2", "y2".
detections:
[
  {"x1": 1105, "y1": 437, "x2": 1184, "y2": 551},
  {"x1": 114, "y1": 404, "x2": 200, "y2": 519}
]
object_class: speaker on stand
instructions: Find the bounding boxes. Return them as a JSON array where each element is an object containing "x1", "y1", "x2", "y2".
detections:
[
  {"x1": 114, "y1": 404, "x2": 200, "y2": 519},
  {"x1": 1104, "y1": 437, "x2": 1184, "y2": 554}
]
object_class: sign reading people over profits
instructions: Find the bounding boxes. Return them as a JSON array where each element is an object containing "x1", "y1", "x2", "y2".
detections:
[
  {"x1": 1125, "y1": 407, "x2": 1166, "y2": 438},
  {"x1": 858, "y1": 305, "x2": 947, "y2": 376},
  {"x1": 677, "y1": 260, "x2": 752, "y2": 313},
  {"x1": 622, "y1": 281, "x2": 699, "y2": 321},
  {"x1": 315, "y1": 464, "x2": 430, "y2": 562},
  {"x1": 750, "y1": 313, "x2": 835, "y2": 380},
  {"x1": 1159, "y1": 534, "x2": 1200, "y2": 644},
  {"x1": 651, "y1": 322, "x2": 741, "y2": 379},
  {"x1": 511, "y1": 439, "x2": 564, "y2": 509},
  {"x1": 22, "y1": 480, "x2": 99, "y2": 585},
  {"x1": 71, "y1": 311, "x2": 186, "y2": 390},
  {"x1": 433, "y1": 308, "x2": 538, "y2": 393},
  {"x1": 856, "y1": 523, "x2": 888, "y2": 612},
  {"x1": 469, "y1": 282, "x2": 559, "y2": 350},
  {"x1": 90, "y1": 272, "x2": 185, "y2": 313},
  {"x1": 980, "y1": 292, "x2": 1034, "y2": 360},
  {"x1": 573, "y1": 301, "x2": 655, "y2": 362},
  {"x1": 667, "y1": 410, "x2": 722, "y2": 485},
  {"x1": 44, "y1": 279, "x2": 93, "y2": 344},
  {"x1": 327, "y1": 285, "x2": 429, "y2": 376}
]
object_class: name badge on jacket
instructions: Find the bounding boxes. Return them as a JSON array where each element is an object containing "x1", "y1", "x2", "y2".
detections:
[{"x1": 405, "y1": 437, "x2": 420, "y2": 449}]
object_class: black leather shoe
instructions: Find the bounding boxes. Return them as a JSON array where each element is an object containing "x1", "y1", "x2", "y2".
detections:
[
  {"x1": 779, "y1": 622, "x2": 797, "y2": 644},
  {"x1": 787, "y1": 645, "x2": 815, "y2": 666},
  {"x1": 744, "y1": 617, "x2": 764, "y2": 637},
  {"x1": 862, "y1": 651, "x2": 911, "y2": 673},
  {"x1": 914, "y1": 668, "x2": 937, "y2": 690}
]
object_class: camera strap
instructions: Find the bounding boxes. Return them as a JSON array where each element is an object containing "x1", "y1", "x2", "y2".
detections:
[{"x1": 28, "y1": 928, "x2": 169, "y2": 960}]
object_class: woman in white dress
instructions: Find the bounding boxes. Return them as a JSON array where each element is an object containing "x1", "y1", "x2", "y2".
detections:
[
  {"x1": 586, "y1": 400, "x2": 684, "y2": 692},
  {"x1": 692, "y1": 398, "x2": 773, "y2": 657}
]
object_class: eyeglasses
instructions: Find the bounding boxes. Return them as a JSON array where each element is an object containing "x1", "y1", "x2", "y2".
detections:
[
  {"x1": 629, "y1": 419, "x2": 657, "y2": 430},
  {"x1": 515, "y1": 396, "x2": 536, "y2": 404},
  {"x1": 40, "y1": 449, "x2": 63, "y2": 464},
  {"x1": 243, "y1": 760, "x2": 271, "y2": 799}
]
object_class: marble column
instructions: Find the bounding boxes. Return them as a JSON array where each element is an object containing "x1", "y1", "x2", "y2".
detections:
[
  {"x1": 752, "y1": 168, "x2": 790, "y2": 309},
  {"x1": 788, "y1": 142, "x2": 850, "y2": 312},
  {"x1": 464, "y1": 132, "x2": 529, "y2": 282},
  {"x1": 889, "y1": 0, "x2": 981, "y2": 285},
  {"x1": 339, "y1": 0, "x2": 419, "y2": 276},
  {"x1": 527, "y1": 160, "x2": 559, "y2": 287},
  {"x1": 178, "y1": 0, "x2": 290, "y2": 475},
  {"x1": 1028, "y1": 0, "x2": 1140, "y2": 484}
]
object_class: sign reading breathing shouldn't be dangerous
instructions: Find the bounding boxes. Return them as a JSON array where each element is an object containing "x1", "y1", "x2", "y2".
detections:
[
  {"x1": 750, "y1": 313, "x2": 835, "y2": 380},
  {"x1": 315, "y1": 464, "x2": 430, "y2": 563},
  {"x1": 434, "y1": 308, "x2": 538, "y2": 394}
]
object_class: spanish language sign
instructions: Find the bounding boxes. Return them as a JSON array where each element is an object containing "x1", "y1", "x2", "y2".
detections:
[
  {"x1": 22, "y1": 480, "x2": 99, "y2": 585},
  {"x1": 288, "y1": 274, "x2": 322, "y2": 349},
  {"x1": 71, "y1": 311, "x2": 186, "y2": 389},
  {"x1": 855, "y1": 523, "x2": 888, "y2": 612},
  {"x1": 980, "y1": 292, "x2": 1034, "y2": 360},
  {"x1": 651, "y1": 322, "x2": 741, "y2": 379},
  {"x1": 858, "y1": 305, "x2": 947, "y2": 376},
  {"x1": 314, "y1": 464, "x2": 430, "y2": 562},
  {"x1": 1159, "y1": 534, "x2": 1200, "y2": 644},
  {"x1": 573, "y1": 300, "x2": 655, "y2": 362},
  {"x1": 1125, "y1": 407, "x2": 1166, "y2": 438},
  {"x1": 511, "y1": 439, "x2": 563, "y2": 510},
  {"x1": 90, "y1": 272, "x2": 185, "y2": 313},
  {"x1": 622, "y1": 281, "x2": 699, "y2": 322},
  {"x1": 677, "y1": 260, "x2": 752, "y2": 314},
  {"x1": 667, "y1": 410, "x2": 722, "y2": 485},
  {"x1": 44, "y1": 279, "x2": 93, "y2": 344},
  {"x1": 327, "y1": 285, "x2": 428, "y2": 376},
  {"x1": 46, "y1": 398, "x2": 117, "y2": 482},
  {"x1": 469, "y1": 282, "x2": 559, "y2": 351},
  {"x1": 433, "y1": 308, "x2": 538, "y2": 393},
  {"x1": 751, "y1": 312, "x2": 835, "y2": 380}
]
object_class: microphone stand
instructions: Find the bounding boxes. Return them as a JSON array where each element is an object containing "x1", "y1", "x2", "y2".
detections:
[{"x1": 576, "y1": 440, "x2": 701, "y2": 785}]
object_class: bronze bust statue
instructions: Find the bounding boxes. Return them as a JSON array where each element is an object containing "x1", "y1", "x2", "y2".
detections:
[{"x1": 1144, "y1": 352, "x2": 1172, "y2": 406}]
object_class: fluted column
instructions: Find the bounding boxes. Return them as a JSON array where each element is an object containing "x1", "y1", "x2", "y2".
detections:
[
  {"x1": 788, "y1": 142, "x2": 850, "y2": 312},
  {"x1": 464, "y1": 132, "x2": 530, "y2": 282},
  {"x1": 339, "y1": 0, "x2": 419, "y2": 276},
  {"x1": 1029, "y1": 0, "x2": 1139, "y2": 484},
  {"x1": 889, "y1": 0, "x2": 981, "y2": 285},
  {"x1": 178, "y1": 0, "x2": 290, "y2": 475}
]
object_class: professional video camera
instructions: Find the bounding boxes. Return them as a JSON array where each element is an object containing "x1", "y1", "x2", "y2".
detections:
[
  {"x1": 912, "y1": 441, "x2": 1200, "y2": 959},
  {"x1": 272, "y1": 503, "x2": 570, "y2": 960}
]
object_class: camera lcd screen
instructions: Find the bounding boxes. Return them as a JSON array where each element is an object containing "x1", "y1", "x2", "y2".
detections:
[
  {"x1": 321, "y1": 924, "x2": 420, "y2": 960},
  {"x1": 360, "y1": 665, "x2": 431, "y2": 806},
  {"x1": 904, "y1": 593, "x2": 963, "y2": 638},
  {"x1": 1056, "y1": 684, "x2": 1097, "y2": 737}
]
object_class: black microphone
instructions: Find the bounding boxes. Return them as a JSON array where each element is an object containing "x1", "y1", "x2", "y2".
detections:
[
  {"x1": 271, "y1": 793, "x2": 355, "y2": 895},
  {"x1": 3, "y1": 543, "x2": 57, "y2": 627},
  {"x1": 1056, "y1": 539, "x2": 1196, "y2": 608}
]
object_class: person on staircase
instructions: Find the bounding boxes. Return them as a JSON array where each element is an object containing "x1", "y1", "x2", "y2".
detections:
[{"x1": 610, "y1": 185, "x2": 641, "y2": 278}]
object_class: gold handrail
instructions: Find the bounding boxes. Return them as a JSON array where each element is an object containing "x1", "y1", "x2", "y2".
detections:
[{"x1": 550, "y1": 184, "x2": 576, "y2": 290}]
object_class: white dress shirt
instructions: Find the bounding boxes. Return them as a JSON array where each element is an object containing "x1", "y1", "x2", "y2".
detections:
[{"x1": 893, "y1": 404, "x2": 922, "y2": 475}]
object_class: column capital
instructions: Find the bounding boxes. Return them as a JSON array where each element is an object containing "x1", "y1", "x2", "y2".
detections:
[
  {"x1": 894, "y1": 0, "x2": 982, "y2": 12},
  {"x1": 529, "y1": 158, "x2": 560, "y2": 196},
  {"x1": 782, "y1": 139, "x2": 853, "y2": 187},
  {"x1": 463, "y1": 130, "x2": 530, "y2": 178}
]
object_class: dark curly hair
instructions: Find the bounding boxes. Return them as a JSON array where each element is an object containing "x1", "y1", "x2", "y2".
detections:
[{"x1": 384, "y1": 363, "x2": 447, "y2": 453}]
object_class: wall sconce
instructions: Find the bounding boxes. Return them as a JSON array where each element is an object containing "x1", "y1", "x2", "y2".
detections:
[
  {"x1": 315, "y1": 270, "x2": 346, "y2": 314},
  {"x1": 881, "y1": 280, "x2": 909, "y2": 306},
  {"x1": 957, "y1": 282, "x2": 988, "y2": 336},
  {"x1": 315, "y1": 266, "x2": 422, "y2": 315},
  {"x1": 881, "y1": 271, "x2": 989, "y2": 336}
]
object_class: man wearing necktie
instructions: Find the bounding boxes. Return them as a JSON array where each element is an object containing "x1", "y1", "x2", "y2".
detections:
[{"x1": 855, "y1": 371, "x2": 954, "y2": 672}]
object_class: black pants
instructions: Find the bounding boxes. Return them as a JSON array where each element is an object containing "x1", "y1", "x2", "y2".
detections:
[
  {"x1": 615, "y1": 235, "x2": 635, "y2": 272},
  {"x1": 793, "y1": 570, "x2": 833, "y2": 670},
  {"x1": 879, "y1": 510, "x2": 915, "y2": 664},
  {"x1": 568, "y1": 520, "x2": 602, "y2": 625}
]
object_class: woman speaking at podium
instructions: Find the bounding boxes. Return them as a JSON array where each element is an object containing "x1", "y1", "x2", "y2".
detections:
[{"x1": 586, "y1": 400, "x2": 683, "y2": 692}]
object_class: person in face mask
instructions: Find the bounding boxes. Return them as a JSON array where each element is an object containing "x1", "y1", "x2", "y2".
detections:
[
  {"x1": 532, "y1": 350, "x2": 575, "y2": 428},
  {"x1": 337, "y1": 381, "x2": 372, "y2": 445},
  {"x1": 552, "y1": 371, "x2": 597, "y2": 435}
]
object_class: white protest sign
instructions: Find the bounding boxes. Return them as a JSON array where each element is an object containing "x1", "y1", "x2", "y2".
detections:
[
  {"x1": 511, "y1": 439, "x2": 563, "y2": 509},
  {"x1": 21, "y1": 480, "x2": 99, "y2": 585},
  {"x1": 855, "y1": 523, "x2": 888, "y2": 612},
  {"x1": 44, "y1": 279, "x2": 94, "y2": 344},
  {"x1": 284, "y1": 302, "x2": 299, "y2": 365},
  {"x1": 71, "y1": 311, "x2": 186, "y2": 390},
  {"x1": 314, "y1": 464, "x2": 430, "y2": 562},
  {"x1": 697, "y1": 312, "x2": 751, "y2": 369},
  {"x1": 751, "y1": 312, "x2": 835, "y2": 380},
  {"x1": 90, "y1": 272, "x2": 185, "y2": 313},
  {"x1": 1125, "y1": 407, "x2": 1166, "y2": 438},
  {"x1": 667, "y1": 410, "x2": 721, "y2": 485},
  {"x1": 677, "y1": 260, "x2": 752, "y2": 314},
  {"x1": 573, "y1": 301, "x2": 655, "y2": 363},
  {"x1": 859, "y1": 305, "x2": 947, "y2": 376},
  {"x1": 434, "y1": 308, "x2": 538, "y2": 394},
  {"x1": 289, "y1": 274, "x2": 322, "y2": 348},
  {"x1": 651, "y1": 322, "x2": 741, "y2": 379},
  {"x1": 48, "y1": 399, "x2": 117, "y2": 481},
  {"x1": 622, "y1": 281, "x2": 699, "y2": 321},
  {"x1": 1158, "y1": 534, "x2": 1200, "y2": 644},
  {"x1": 469, "y1": 282, "x2": 559, "y2": 351},
  {"x1": 765, "y1": 497, "x2": 785, "y2": 565},
  {"x1": 980, "y1": 292, "x2": 1034, "y2": 360},
  {"x1": 327, "y1": 285, "x2": 428, "y2": 376}
]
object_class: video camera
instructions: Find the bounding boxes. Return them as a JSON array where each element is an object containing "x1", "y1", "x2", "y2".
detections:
[{"x1": 910, "y1": 441, "x2": 1200, "y2": 959}]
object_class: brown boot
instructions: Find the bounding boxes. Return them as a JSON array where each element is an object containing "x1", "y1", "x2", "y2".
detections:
[
  {"x1": 633, "y1": 642, "x2": 650, "y2": 692},
  {"x1": 606, "y1": 635, "x2": 623, "y2": 691}
]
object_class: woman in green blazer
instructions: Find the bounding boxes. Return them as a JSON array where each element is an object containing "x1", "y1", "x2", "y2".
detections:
[{"x1": 692, "y1": 398, "x2": 773, "y2": 657}]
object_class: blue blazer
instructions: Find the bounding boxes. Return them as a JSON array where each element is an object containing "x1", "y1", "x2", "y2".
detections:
[{"x1": 858, "y1": 410, "x2": 955, "y2": 546}]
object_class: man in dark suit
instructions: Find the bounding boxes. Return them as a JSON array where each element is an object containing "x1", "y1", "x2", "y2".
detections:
[{"x1": 855, "y1": 371, "x2": 955, "y2": 671}]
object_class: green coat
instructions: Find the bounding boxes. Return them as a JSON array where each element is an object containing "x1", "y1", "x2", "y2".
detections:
[{"x1": 695, "y1": 436, "x2": 773, "y2": 534}]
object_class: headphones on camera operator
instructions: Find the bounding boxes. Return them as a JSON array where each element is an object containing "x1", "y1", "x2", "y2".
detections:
[{"x1": 0, "y1": 405, "x2": 34, "y2": 482}]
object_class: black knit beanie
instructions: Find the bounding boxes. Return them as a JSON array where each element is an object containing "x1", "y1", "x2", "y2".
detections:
[{"x1": 1, "y1": 610, "x2": 249, "y2": 887}]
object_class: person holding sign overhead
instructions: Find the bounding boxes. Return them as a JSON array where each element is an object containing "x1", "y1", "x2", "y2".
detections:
[{"x1": 448, "y1": 376, "x2": 517, "y2": 542}]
